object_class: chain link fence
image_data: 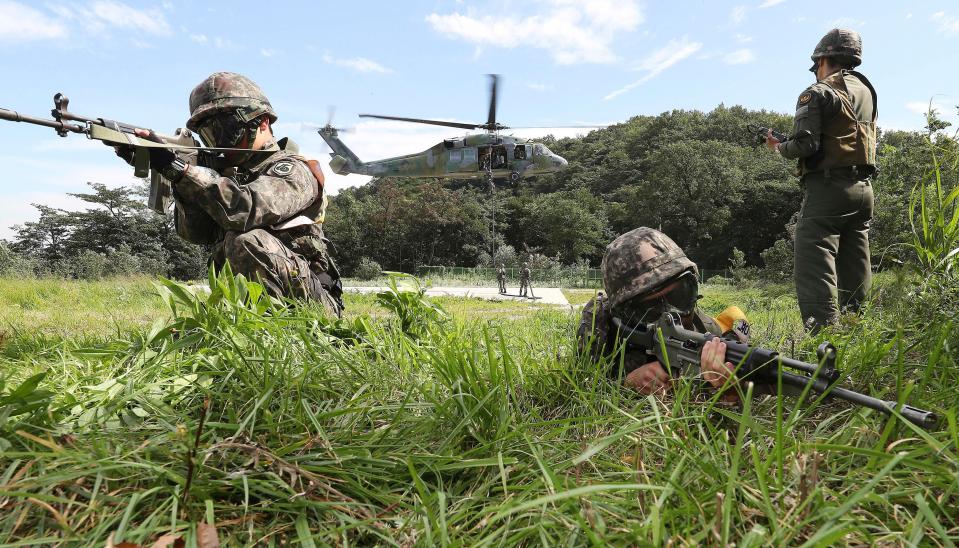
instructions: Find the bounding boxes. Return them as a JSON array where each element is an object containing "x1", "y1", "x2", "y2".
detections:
[{"x1": 414, "y1": 266, "x2": 733, "y2": 288}]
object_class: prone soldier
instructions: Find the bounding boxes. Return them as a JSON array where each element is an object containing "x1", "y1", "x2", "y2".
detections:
[{"x1": 578, "y1": 227, "x2": 750, "y2": 395}]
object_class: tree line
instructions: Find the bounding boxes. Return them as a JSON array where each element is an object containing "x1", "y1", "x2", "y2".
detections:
[{"x1": 3, "y1": 104, "x2": 956, "y2": 279}]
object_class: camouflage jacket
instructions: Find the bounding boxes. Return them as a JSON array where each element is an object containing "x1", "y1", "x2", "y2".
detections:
[
  {"x1": 173, "y1": 137, "x2": 335, "y2": 273},
  {"x1": 576, "y1": 292, "x2": 723, "y2": 379}
]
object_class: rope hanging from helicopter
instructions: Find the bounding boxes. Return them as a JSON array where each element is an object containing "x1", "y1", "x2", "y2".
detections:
[{"x1": 486, "y1": 156, "x2": 497, "y2": 265}]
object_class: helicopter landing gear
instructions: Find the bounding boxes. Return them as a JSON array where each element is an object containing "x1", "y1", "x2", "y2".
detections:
[{"x1": 509, "y1": 171, "x2": 521, "y2": 183}]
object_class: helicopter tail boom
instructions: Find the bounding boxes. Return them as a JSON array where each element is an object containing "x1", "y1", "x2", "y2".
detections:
[{"x1": 318, "y1": 126, "x2": 364, "y2": 175}]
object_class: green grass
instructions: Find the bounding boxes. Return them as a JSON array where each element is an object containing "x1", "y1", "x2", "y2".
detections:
[{"x1": 0, "y1": 272, "x2": 956, "y2": 546}]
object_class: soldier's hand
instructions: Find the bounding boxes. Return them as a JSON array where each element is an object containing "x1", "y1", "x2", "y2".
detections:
[
  {"x1": 765, "y1": 129, "x2": 781, "y2": 152},
  {"x1": 134, "y1": 128, "x2": 177, "y2": 169},
  {"x1": 701, "y1": 338, "x2": 738, "y2": 394},
  {"x1": 624, "y1": 361, "x2": 671, "y2": 395}
]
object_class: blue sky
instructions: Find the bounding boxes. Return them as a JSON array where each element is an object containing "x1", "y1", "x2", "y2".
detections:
[{"x1": 1, "y1": 0, "x2": 957, "y2": 239}]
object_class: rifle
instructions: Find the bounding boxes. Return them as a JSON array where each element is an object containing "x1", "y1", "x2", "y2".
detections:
[
  {"x1": 746, "y1": 123, "x2": 789, "y2": 146},
  {"x1": 611, "y1": 313, "x2": 938, "y2": 429},
  {"x1": 1, "y1": 93, "x2": 201, "y2": 214}
]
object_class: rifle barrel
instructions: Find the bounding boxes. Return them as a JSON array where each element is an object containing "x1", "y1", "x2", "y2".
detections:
[
  {"x1": 777, "y1": 371, "x2": 938, "y2": 428},
  {"x1": 0, "y1": 108, "x2": 86, "y2": 134}
]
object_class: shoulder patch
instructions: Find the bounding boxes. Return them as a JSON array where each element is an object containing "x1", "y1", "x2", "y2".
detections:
[
  {"x1": 798, "y1": 92, "x2": 812, "y2": 105},
  {"x1": 269, "y1": 161, "x2": 295, "y2": 177}
]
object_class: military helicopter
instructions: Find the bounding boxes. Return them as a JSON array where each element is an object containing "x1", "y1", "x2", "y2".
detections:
[{"x1": 317, "y1": 75, "x2": 571, "y2": 183}]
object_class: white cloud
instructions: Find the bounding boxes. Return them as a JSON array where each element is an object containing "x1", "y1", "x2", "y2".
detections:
[
  {"x1": 905, "y1": 100, "x2": 954, "y2": 115},
  {"x1": 0, "y1": 0, "x2": 171, "y2": 42},
  {"x1": 730, "y1": 5, "x2": 747, "y2": 24},
  {"x1": 322, "y1": 53, "x2": 393, "y2": 74},
  {"x1": 260, "y1": 48, "x2": 277, "y2": 58},
  {"x1": 189, "y1": 33, "x2": 207, "y2": 43},
  {"x1": 0, "y1": 1, "x2": 67, "y2": 41},
  {"x1": 931, "y1": 11, "x2": 959, "y2": 34},
  {"x1": 827, "y1": 17, "x2": 866, "y2": 28},
  {"x1": 724, "y1": 48, "x2": 755, "y2": 64},
  {"x1": 426, "y1": 0, "x2": 644, "y2": 65},
  {"x1": 735, "y1": 33, "x2": 753, "y2": 43},
  {"x1": 604, "y1": 38, "x2": 703, "y2": 100},
  {"x1": 88, "y1": 0, "x2": 170, "y2": 35},
  {"x1": 758, "y1": 0, "x2": 785, "y2": 8},
  {"x1": 212, "y1": 36, "x2": 236, "y2": 50},
  {"x1": 526, "y1": 82, "x2": 555, "y2": 92}
]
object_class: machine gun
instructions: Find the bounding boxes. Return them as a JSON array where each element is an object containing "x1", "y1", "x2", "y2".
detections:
[
  {"x1": 746, "y1": 123, "x2": 789, "y2": 146},
  {"x1": 611, "y1": 313, "x2": 938, "y2": 429},
  {"x1": 1, "y1": 93, "x2": 202, "y2": 214}
]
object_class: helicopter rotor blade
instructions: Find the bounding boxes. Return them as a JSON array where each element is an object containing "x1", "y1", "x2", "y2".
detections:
[
  {"x1": 358, "y1": 114, "x2": 480, "y2": 130},
  {"x1": 300, "y1": 122, "x2": 355, "y2": 133},
  {"x1": 509, "y1": 124, "x2": 607, "y2": 129},
  {"x1": 487, "y1": 74, "x2": 499, "y2": 128}
]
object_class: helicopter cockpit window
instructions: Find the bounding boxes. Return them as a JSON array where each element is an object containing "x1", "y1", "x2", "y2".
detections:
[
  {"x1": 514, "y1": 145, "x2": 526, "y2": 160},
  {"x1": 449, "y1": 150, "x2": 463, "y2": 163},
  {"x1": 463, "y1": 148, "x2": 477, "y2": 164}
]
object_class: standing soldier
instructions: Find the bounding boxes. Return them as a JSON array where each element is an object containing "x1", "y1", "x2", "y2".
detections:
[
  {"x1": 519, "y1": 263, "x2": 533, "y2": 298},
  {"x1": 766, "y1": 28, "x2": 877, "y2": 332},
  {"x1": 497, "y1": 263, "x2": 507, "y2": 294},
  {"x1": 113, "y1": 72, "x2": 343, "y2": 314}
]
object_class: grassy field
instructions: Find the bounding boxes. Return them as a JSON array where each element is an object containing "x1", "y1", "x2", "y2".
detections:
[{"x1": 0, "y1": 273, "x2": 956, "y2": 546}]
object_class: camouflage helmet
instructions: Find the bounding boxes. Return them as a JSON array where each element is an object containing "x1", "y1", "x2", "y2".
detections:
[
  {"x1": 186, "y1": 72, "x2": 277, "y2": 131},
  {"x1": 601, "y1": 227, "x2": 697, "y2": 310},
  {"x1": 810, "y1": 28, "x2": 862, "y2": 70}
]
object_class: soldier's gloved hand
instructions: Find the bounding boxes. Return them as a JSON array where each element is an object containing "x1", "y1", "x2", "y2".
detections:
[
  {"x1": 624, "y1": 361, "x2": 671, "y2": 395},
  {"x1": 104, "y1": 141, "x2": 135, "y2": 166},
  {"x1": 133, "y1": 128, "x2": 176, "y2": 169},
  {"x1": 134, "y1": 128, "x2": 188, "y2": 182}
]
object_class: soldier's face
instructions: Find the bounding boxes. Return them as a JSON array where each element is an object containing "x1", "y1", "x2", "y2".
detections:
[{"x1": 615, "y1": 271, "x2": 699, "y2": 324}]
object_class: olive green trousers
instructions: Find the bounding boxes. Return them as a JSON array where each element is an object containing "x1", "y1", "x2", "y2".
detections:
[{"x1": 794, "y1": 172, "x2": 874, "y2": 331}]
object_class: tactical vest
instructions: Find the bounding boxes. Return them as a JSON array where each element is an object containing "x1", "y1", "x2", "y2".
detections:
[{"x1": 802, "y1": 70, "x2": 877, "y2": 175}]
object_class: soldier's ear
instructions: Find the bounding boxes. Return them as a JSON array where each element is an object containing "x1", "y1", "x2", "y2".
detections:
[{"x1": 258, "y1": 116, "x2": 271, "y2": 133}]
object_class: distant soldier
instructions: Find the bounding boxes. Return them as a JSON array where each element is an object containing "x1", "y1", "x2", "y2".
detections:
[
  {"x1": 111, "y1": 72, "x2": 342, "y2": 314},
  {"x1": 497, "y1": 263, "x2": 507, "y2": 294},
  {"x1": 766, "y1": 29, "x2": 877, "y2": 332},
  {"x1": 519, "y1": 263, "x2": 532, "y2": 297}
]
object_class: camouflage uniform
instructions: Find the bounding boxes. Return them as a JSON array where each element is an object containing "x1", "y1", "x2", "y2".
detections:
[
  {"x1": 577, "y1": 227, "x2": 729, "y2": 379},
  {"x1": 519, "y1": 266, "x2": 532, "y2": 297},
  {"x1": 777, "y1": 29, "x2": 877, "y2": 330},
  {"x1": 169, "y1": 73, "x2": 342, "y2": 314},
  {"x1": 497, "y1": 266, "x2": 507, "y2": 294}
]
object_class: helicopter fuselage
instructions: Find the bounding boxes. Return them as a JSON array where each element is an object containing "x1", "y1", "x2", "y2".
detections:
[{"x1": 322, "y1": 128, "x2": 568, "y2": 181}]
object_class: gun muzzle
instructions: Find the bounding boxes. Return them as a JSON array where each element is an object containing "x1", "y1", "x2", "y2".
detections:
[{"x1": 893, "y1": 404, "x2": 939, "y2": 429}]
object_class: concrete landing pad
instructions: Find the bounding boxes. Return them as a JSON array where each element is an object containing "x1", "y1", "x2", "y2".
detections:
[{"x1": 345, "y1": 286, "x2": 570, "y2": 306}]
